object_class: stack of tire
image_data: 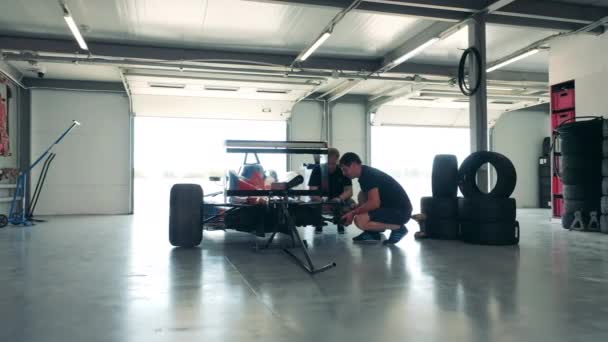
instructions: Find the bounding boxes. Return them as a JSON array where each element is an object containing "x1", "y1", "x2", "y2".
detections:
[
  {"x1": 601, "y1": 120, "x2": 608, "y2": 233},
  {"x1": 420, "y1": 155, "x2": 460, "y2": 240},
  {"x1": 459, "y1": 151, "x2": 519, "y2": 245},
  {"x1": 538, "y1": 137, "x2": 552, "y2": 209},
  {"x1": 558, "y1": 118, "x2": 602, "y2": 230}
]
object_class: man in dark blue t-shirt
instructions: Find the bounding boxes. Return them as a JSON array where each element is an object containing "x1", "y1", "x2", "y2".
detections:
[{"x1": 339, "y1": 152, "x2": 412, "y2": 244}]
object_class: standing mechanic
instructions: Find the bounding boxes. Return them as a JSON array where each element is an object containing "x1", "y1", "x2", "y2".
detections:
[
  {"x1": 308, "y1": 147, "x2": 354, "y2": 234},
  {"x1": 339, "y1": 152, "x2": 412, "y2": 245}
]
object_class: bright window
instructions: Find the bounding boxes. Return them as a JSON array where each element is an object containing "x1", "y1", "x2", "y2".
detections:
[
  {"x1": 371, "y1": 126, "x2": 470, "y2": 213},
  {"x1": 134, "y1": 117, "x2": 286, "y2": 212}
]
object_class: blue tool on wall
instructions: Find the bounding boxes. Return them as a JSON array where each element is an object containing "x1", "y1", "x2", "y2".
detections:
[{"x1": 7, "y1": 120, "x2": 81, "y2": 226}]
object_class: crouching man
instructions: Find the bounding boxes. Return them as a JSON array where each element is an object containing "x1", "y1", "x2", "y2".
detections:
[
  {"x1": 339, "y1": 153, "x2": 412, "y2": 245},
  {"x1": 309, "y1": 147, "x2": 354, "y2": 234}
]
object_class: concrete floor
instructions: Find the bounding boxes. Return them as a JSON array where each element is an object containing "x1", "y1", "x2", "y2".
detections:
[{"x1": 1, "y1": 209, "x2": 608, "y2": 342}]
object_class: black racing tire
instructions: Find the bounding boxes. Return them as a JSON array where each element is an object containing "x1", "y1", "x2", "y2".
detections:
[
  {"x1": 560, "y1": 136, "x2": 601, "y2": 155},
  {"x1": 603, "y1": 177, "x2": 608, "y2": 195},
  {"x1": 564, "y1": 198, "x2": 600, "y2": 214},
  {"x1": 563, "y1": 184, "x2": 601, "y2": 200},
  {"x1": 169, "y1": 184, "x2": 203, "y2": 247},
  {"x1": 432, "y1": 154, "x2": 459, "y2": 198},
  {"x1": 561, "y1": 154, "x2": 600, "y2": 169},
  {"x1": 459, "y1": 197, "x2": 516, "y2": 222},
  {"x1": 457, "y1": 197, "x2": 465, "y2": 220},
  {"x1": 602, "y1": 196, "x2": 608, "y2": 215},
  {"x1": 0, "y1": 214, "x2": 7, "y2": 228},
  {"x1": 603, "y1": 159, "x2": 608, "y2": 177},
  {"x1": 562, "y1": 211, "x2": 590, "y2": 229},
  {"x1": 601, "y1": 214, "x2": 608, "y2": 234},
  {"x1": 425, "y1": 218, "x2": 460, "y2": 240},
  {"x1": 458, "y1": 151, "x2": 517, "y2": 198},
  {"x1": 420, "y1": 196, "x2": 458, "y2": 219},
  {"x1": 560, "y1": 155, "x2": 601, "y2": 185},
  {"x1": 461, "y1": 220, "x2": 519, "y2": 245},
  {"x1": 603, "y1": 139, "x2": 608, "y2": 157}
]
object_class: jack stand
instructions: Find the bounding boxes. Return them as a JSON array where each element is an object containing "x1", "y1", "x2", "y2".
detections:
[
  {"x1": 279, "y1": 198, "x2": 336, "y2": 275},
  {"x1": 569, "y1": 211, "x2": 585, "y2": 231},
  {"x1": 588, "y1": 211, "x2": 600, "y2": 231}
]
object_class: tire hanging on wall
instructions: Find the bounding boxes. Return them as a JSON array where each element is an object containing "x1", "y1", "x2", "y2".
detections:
[
  {"x1": 432, "y1": 155, "x2": 459, "y2": 198},
  {"x1": 458, "y1": 151, "x2": 517, "y2": 198},
  {"x1": 169, "y1": 184, "x2": 203, "y2": 247}
]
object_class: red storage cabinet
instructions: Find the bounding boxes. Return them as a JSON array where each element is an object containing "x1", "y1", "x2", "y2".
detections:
[
  {"x1": 550, "y1": 80, "x2": 574, "y2": 218},
  {"x1": 552, "y1": 196, "x2": 564, "y2": 217},
  {"x1": 552, "y1": 88, "x2": 575, "y2": 111},
  {"x1": 551, "y1": 110, "x2": 575, "y2": 129},
  {"x1": 552, "y1": 175, "x2": 563, "y2": 195}
]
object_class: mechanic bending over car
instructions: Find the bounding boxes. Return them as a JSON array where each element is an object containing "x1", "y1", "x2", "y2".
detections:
[
  {"x1": 308, "y1": 147, "x2": 355, "y2": 234},
  {"x1": 339, "y1": 152, "x2": 412, "y2": 245}
]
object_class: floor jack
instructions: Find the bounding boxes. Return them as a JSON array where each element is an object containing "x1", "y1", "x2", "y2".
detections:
[{"x1": 7, "y1": 121, "x2": 80, "y2": 226}]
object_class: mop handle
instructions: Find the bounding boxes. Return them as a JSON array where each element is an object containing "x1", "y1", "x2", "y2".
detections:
[{"x1": 26, "y1": 121, "x2": 81, "y2": 173}]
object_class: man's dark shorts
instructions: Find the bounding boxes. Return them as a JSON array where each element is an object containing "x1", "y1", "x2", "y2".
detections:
[{"x1": 369, "y1": 208, "x2": 411, "y2": 225}]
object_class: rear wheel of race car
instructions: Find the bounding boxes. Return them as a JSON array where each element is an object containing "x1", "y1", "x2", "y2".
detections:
[{"x1": 169, "y1": 184, "x2": 203, "y2": 247}]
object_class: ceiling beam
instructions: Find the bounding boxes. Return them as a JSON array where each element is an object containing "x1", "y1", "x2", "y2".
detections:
[
  {"x1": 0, "y1": 60, "x2": 24, "y2": 87},
  {"x1": 0, "y1": 35, "x2": 547, "y2": 82},
  {"x1": 250, "y1": 0, "x2": 608, "y2": 31},
  {"x1": 21, "y1": 78, "x2": 126, "y2": 92}
]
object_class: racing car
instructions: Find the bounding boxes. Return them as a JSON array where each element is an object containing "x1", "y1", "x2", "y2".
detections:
[{"x1": 168, "y1": 140, "x2": 338, "y2": 274}]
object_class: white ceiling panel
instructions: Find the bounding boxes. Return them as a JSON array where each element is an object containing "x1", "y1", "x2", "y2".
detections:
[
  {"x1": 375, "y1": 105, "x2": 509, "y2": 127},
  {"x1": 410, "y1": 24, "x2": 557, "y2": 72},
  {"x1": 132, "y1": 94, "x2": 293, "y2": 120}
]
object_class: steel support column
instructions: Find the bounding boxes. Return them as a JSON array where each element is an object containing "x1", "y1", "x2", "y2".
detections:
[{"x1": 468, "y1": 14, "x2": 488, "y2": 191}]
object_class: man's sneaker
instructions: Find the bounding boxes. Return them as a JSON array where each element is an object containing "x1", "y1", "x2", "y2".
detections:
[
  {"x1": 337, "y1": 225, "x2": 345, "y2": 234},
  {"x1": 383, "y1": 225, "x2": 408, "y2": 245},
  {"x1": 314, "y1": 226, "x2": 323, "y2": 234},
  {"x1": 352, "y1": 231, "x2": 381, "y2": 243}
]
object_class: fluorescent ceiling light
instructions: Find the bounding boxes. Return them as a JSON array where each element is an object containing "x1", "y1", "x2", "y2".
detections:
[
  {"x1": 299, "y1": 31, "x2": 332, "y2": 62},
  {"x1": 204, "y1": 86, "x2": 239, "y2": 92},
  {"x1": 486, "y1": 49, "x2": 539, "y2": 73},
  {"x1": 256, "y1": 89, "x2": 291, "y2": 94},
  {"x1": 149, "y1": 82, "x2": 186, "y2": 89},
  {"x1": 392, "y1": 38, "x2": 439, "y2": 66},
  {"x1": 61, "y1": 3, "x2": 88, "y2": 50}
]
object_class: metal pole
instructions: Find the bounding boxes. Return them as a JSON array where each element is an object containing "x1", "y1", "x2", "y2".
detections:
[{"x1": 469, "y1": 14, "x2": 489, "y2": 192}]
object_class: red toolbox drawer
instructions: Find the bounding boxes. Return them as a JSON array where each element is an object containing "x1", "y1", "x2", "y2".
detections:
[
  {"x1": 552, "y1": 175, "x2": 563, "y2": 195},
  {"x1": 551, "y1": 110, "x2": 575, "y2": 129},
  {"x1": 553, "y1": 196, "x2": 564, "y2": 218},
  {"x1": 552, "y1": 89, "x2": 575, "y2": 111}
]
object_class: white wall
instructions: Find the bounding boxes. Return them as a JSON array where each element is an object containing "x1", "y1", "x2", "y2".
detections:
[
  {"x1": 549, "y1": 34, "x2": 608, "y2": 116},
  {"x1": 491, "y1": 107, "x2": 550, "y2": 208},
  {"x1": 289, "y1": 100, "x2": 324, "y2": 171},
  {"x1": 31, "y1": 89, "x2": 131, "y2": 215}
]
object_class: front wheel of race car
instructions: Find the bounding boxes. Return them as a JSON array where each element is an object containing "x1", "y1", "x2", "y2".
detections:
[{"x1": 169, "y1": 184, "x2": 203, "y2": 247}]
